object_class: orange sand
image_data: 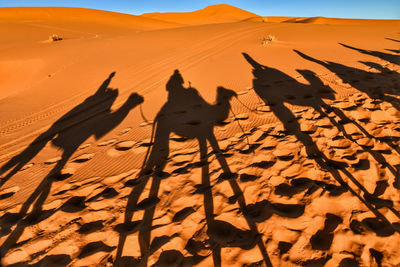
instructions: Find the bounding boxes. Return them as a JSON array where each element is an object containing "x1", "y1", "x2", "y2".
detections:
[{"x1": 0, "y1": 4, "x2": 400, "y2": 266}]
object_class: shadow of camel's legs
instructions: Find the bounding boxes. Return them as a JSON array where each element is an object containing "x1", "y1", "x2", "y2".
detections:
[
  {"x1": 114, "y1": 178, "x2": 149, "y2": 266},
  {"x1": 0, "y1": 136, "x2": 49, "y2": 188},
  {"x1": 339, "y1": 168, "x2": 398, "y2": 222},
  {"x1": 141, "y1": 120, "x2": 170, "y2": 174},
  {"x1": 284, "y1": 109, "x2": 398, "y2": 225},
  {"x1": 206, "y1": 132, "x2": 273, "y2": 267},
  {"x1": 198, "y1": 136, "x2": 221, "y2": 267},
  {"x1": 138, "y1": 176, "x2": 161, "y2": 266},
  {"x1": 263, "y1": 101, "x2": 398, "y2": 237},
  {"x1": 0, "y1": 150, "x2": 71, "y2": 255},
  {"x1": 330, "y1": 107, "x2": 373, "y2": 138},
  {"x1": 317, "y1": 105, "x2": 400, "y2": 198},
  {"x1": 33, "y1": 150, "x2": 72, "y2": 214},
  {"x1": 115, "y1": 125, "x2": 170, "y2": 265},
  {"x1": 0, "y1": 176, "x2": 53, "y2": 256},
  {"x1": 383, "y1": 95, "x2": 400, "y2": 112}
]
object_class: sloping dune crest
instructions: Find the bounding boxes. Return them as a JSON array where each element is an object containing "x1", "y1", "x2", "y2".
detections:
[
  {"x1": 141, "y1": 4, "x2": 260, "y2": 25},
  {"x1": 0, "y1": 7, "x2": 183, "y2": 32},
  {"x1": 254, "y1": 16, "x2": 400, "y2": 25}
]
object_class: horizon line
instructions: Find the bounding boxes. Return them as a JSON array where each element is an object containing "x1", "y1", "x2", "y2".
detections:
[{"x1": 0, "y1": 5, "x2": 399, "y2": 20}]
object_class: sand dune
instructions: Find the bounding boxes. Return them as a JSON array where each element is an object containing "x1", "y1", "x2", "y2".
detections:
[
  {"x1": 254, "y1": 16, "x2": 400, "y2": 25},
  {"x1": 0, "y1": 7, "x2": 182, "y2": 30},
  {"x1": 0, "y1": 6, "x2": 182, "y2": 51},
  {"x1": 141, "y1": 4, "x2": 260, "y2": 25},
  {"x1": 1, "y1": 5, "x2": 400, "y2": 267}
]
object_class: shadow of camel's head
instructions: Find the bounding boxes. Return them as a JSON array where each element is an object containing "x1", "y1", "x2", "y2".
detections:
[
  {"x1": 217, "y1": 86, "x2": 237, "y2": 101},
  {"x1": 126, "y1": 92, "x2": 144, "y2": 107}
]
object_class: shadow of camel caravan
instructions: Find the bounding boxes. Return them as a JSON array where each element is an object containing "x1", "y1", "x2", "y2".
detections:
[{"x1": 242, "y1": 52, "x2": 399, "y2": 241}]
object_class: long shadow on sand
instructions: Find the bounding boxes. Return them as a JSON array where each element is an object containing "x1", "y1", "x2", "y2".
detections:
[
  {"x1": 294, "y1": 48, "x2": 400, "y2": 111},
  {"x1": 115, "y1": 70, "x2": 273, "y2": 267},
  {"x1": 385, "y1": 38, "x2": 400, "y2": 43},
  {"x1": 339, "y1": 43, "x2": 400, "y2": 66},
  {"x1": 0, "y1": 72, "x2": 143, "y2": 256},
  {"x1": 242, "y1": 52, "x2": 400, "y2": 243}
]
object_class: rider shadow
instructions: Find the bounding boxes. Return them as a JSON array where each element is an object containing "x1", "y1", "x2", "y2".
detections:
[
  {"x1": 339, "y1": 42, "x2": 400, "y2": 66},
  {"x1": 242, "y1": 52, "x2": 399, "y2": 238},
  {"x1": 1, "y1": 72, "x2": 116, "y2": 187},
  {"x1": 293, "y1": 49, "x2": 400, "y2": 111},
  {"x1": 242, "y1": 52, "x2": 338, "y2": 154},
  {"x1": 115, "y1": 70, "x2": 272, "y2": 267},
  {"x1": 0, "y1": 72, "x2": 144, "y2": 256}
]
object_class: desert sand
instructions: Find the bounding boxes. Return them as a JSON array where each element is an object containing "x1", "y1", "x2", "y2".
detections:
[{"x1": 0, "y1": 4, "x2": 400, "y2": 266}]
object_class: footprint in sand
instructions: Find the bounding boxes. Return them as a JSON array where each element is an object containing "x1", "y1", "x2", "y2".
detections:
[
  {"x1": 356, "y1": 137, "x2": 374, "y2": 148},
  {"x1": 87, "y1": 187, "x2": 118, "y2": 202},
  {"x1": 115, "y1": 141, "x2": 136, "y2": 151},
  {"x1": 72, "y1": 153, "x2": 94, "y2": 163},
  {"x1": 137, "y1": 139, "x2": 153, "y2": 147},
  {"x1": 273, "y1": 146, "x2": 295, "y2": 160},
  {"x1": 256, "y1": 105, "x2": 272, "y2": 112},
  {"x1": 172, "y1": 207, "x2": 196, "y2": 222},
  {"x1": 52, "y1": 184, "x2": 80, "y2": 196},
  {"x1": 371, "y1": 110, "x2": 391, "y2": 125},
  {"x1": 0, "y1": 186, "x2": 20, "y2": 200},
  {"x1": 49, "y1": 167, "x2": 75, "y2": 181},
  {"x1": 140, "y1": 121, "x2": 153, "y2": 127},
  {"x1": 77, "y1": 220, "x2": 105, "y2": 234},
  {"x1": 113, "y1": 220, "x2": 142, "y2": 235},
  {"x1": 97, "y1": 139, "x2": 117, "y2": 147},
  {"x1": 153, "y1": 250, "x2": 204, "y2": 267},
  {"x1": 77, "y1": 241, "x2": 115, "y2": 259},
  {"x1": 310, "y1": 213, "x2": 342, "y2": 250},
  {"x1": 79, "y1": 143, "x2": 92, "y2": 150},
  {"x1": 35, "y1": 255, "x2": 72, "y2": 266},
  {"x1": 45, "y1": 156, "x2": 62, "y2": 165},
  {"x1": 233, "y1": 113, "x2": 249, "y2": 120},
  {"x1": 238, "y1": 171, "x2": 260, "y2": 182},
  {"x1": 207, "y1": 220, "x2": 258, "y2": 249},
  {"x1": 119, "y1": 127, "x2": 131, "y2": 135},
  {"x1": 107, "y1": 140, "x2": 141, "y2": 157},
  {"x1": 315, "y1": 117, "x2": 332, "y2": 127},
  {"x1": 300, "y1": 121, "x2": 317, "y2": 133},
  {"x1": 60, "y1": 196, "x2": 87, "y2": 213},
  {"x1": 363, "y1": 100, "x2": 381, "y2": 111},
  {"x1": 20, "y1": 163, "x2": 34, "y2": 171},
  {"x1": 135, "y1": 197, "x2": 160, "y2": 210}
]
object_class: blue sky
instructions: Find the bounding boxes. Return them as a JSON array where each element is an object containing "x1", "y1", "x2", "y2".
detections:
[{"x1": 0, "y1": 0, "x2": 399, "y2": 19}]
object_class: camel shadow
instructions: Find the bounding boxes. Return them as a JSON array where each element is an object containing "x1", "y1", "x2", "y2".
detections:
[
  {"x1": 115, "y1": 70, "x2": 273, "y2": 267},
  {"x1": 293, "y1": 49, "x2": 400, "y2": 111},
  {"x1": 0, "y1": 72, "x2": 143, "y2": 256},
  {"x1": 339, "y1": 42, "x2": 400, "y2": 66},
  {"x1": 242, "y1": 52, "x2": 399, "y2": 241}
]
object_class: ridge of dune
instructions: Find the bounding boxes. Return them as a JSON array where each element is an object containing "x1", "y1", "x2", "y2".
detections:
[
  {"x1": 0, "y1": 7, "x2": 183, "y2": 31},
  {"x1": 141, "y1": 4, "x2": 260, "y2": 25},
  {"x1": 256, "y1": 16, "x2": 400, "y2": 25}
]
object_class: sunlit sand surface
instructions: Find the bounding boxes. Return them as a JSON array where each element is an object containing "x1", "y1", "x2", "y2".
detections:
[{"x1": 1, "y1": 4, "x2": 400, "y2": 266}]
